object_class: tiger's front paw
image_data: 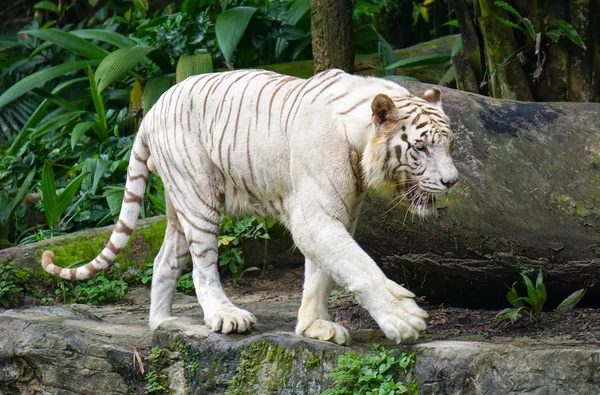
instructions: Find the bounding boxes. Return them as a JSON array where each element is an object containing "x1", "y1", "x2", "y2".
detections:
[
  {"x1": 298, "y1": 319, "x2": 351, "y2": 345},
  {"x1": 205, "y1": 305, "x2": 257, "y2": 334},
  {"x1": 371, "y1": 280, "x2": 427, "y2": 344}
]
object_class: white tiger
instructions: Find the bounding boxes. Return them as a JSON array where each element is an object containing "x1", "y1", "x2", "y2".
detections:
[{"x1": 42, "y1": 69, "x2": 458, "y2": 345}]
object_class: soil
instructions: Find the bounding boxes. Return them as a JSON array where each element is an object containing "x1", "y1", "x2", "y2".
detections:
[{"x1": 224, "y1": 265, "x2": 600, "y2": 345}]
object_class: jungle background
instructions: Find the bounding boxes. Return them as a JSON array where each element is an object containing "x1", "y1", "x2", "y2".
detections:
[{"x1": 0, "y1": 0, "x2": 598, "y2": 306}]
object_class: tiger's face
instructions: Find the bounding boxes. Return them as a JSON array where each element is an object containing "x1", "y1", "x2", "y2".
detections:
[{"x1": 362, "y1": 88, "x2": 458, "y2": 217}]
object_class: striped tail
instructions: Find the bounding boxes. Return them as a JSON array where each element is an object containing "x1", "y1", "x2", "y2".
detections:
[{"x1": 41, "y1": 130, "x2": 151, "y2": 280}]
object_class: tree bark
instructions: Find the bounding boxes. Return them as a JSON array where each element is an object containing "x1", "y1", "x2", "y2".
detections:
[
  {"x1": 476, "y1": 0, "x2": 534, "y2": 101},
  {"x1": 450, "y1": 0, "x2": 483, "y2": 90},
  {"x1": 311, "y1": 0, "x2": 355, "y2": 74},
  {"x1": 567, "y1": 0, "x2": 593, "y2": 102},
  {"x1": 535, "y1": 1, "x2": 569, "y2": 101},
  {"x1": 452, "y1": 52, "x2": 479, "y2": 93}
]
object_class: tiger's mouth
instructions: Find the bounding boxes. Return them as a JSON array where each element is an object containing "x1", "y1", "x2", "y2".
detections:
[{"x1": 398, "y1": 181, "x2": 436, "y2": 216}]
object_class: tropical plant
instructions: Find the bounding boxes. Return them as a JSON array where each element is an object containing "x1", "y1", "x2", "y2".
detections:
[
  {"x1": 323, "y1": 345, "x2": 418, "y2": 395},
  {"x1": 218, "y1": 214, "x2": 274, "y2": 286},
  {"x1": 495, "y1": 269, "x2": 586, "y2": 326},
  {"x1": 0, "y1": 169, "x2": 35, "y2": 248},
  {"x1": 40, "y1": 161, "x2": 88, "y2": 236}
]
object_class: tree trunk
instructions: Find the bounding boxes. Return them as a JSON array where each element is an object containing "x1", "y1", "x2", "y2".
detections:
[
  {"x1": 594, "y1": 0, "x2": 600, "y2": 102},
  {"x1": 535, "y1": 1, "x2": 569, "y2": 101},
  {"x1": 476, "y1": 0, "x2": 534, "y2": 101},
  {"x1": 354, "y1": 81, "x2": 600, "y2": 307},
  {"x1": 311, "y1": 0, "x2": 355, "y2": 74},
  {"x1": 450, "y1": 0, "x2": 483, "y2": 91},
  {"x1": 567, "y1": 0, "x2": 593, "y2": 102}
]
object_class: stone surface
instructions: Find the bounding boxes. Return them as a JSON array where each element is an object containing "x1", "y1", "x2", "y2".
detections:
[{"x1": 1, "y1": 288, "x2": 599, "y2": 394}]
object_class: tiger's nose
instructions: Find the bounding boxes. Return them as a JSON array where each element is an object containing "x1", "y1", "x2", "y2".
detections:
[{"x1": 441, "y1": 177, "x2": 458, "y2": 188}]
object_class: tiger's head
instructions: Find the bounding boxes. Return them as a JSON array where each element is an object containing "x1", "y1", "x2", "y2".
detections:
[{"x1": 361, "y1": 88, "x2": 458, "y2": 217}]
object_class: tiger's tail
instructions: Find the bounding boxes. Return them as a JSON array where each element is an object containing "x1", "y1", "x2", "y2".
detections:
[{"x1": 41, "y1": 127, "x2": 151, "y2": 280}]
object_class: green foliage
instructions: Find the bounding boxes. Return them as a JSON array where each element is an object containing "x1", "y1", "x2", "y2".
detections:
[
  {"x1": 493, "y1": 1, "x2": 585, "y2": 49},
  {"x1": 146, "y1": 346, "x2": 169, "y2": 394},
  {"x1": 495, "y1": 269, "x2": 586, "y2": 326},
  {"x1": 0, "y1": 262, "x2": 30, "y2": 308},
  {"x1": 54, "y1": 275, "x2": 128, "y2": 305},
  {"x1": 41, "y1": 161, "x2": 88, "y2": 236},
  {"x1": 0, "y1": 169, "x2": 34, "y2": 247},
  {"x1": 323, "y1": 345, "x2": 418, "y2": 395},
  {"x1": 216, "y1": 6, "x2": 257, "y2": 66},
  {"x1": 219, "y1": 214, "x2": 274, "y2": 286},
  {"x1": 137, "y1": 214, "x2": 274, "y2": 289}
]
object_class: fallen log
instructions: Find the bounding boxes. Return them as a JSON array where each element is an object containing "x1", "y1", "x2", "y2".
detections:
[{"x1": 357, "y1": 80, "x2": 600, "y2": 307}]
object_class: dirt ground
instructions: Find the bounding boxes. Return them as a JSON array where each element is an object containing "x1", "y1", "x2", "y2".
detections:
[{"x1": 224, "y1": 266, "x2": 600, "y2": 345}]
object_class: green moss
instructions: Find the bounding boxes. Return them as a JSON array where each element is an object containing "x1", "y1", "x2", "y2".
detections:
[
  {"x1": 35, "y1": 217, "x2": 167, "y2": 277},
  {"x1": 225, "y1": 341, "x2": 299, "y2": 395},
  {"x1": 305, "y1": 354, "x2": 321, "y2": 370}
]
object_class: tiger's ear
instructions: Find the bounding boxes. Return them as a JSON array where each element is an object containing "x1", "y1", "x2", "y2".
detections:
[
  {"x1": 371, "y1": 94, "x2": 398, "y2": 127},
  {"x1": 422, "y1": 88, "x2": 443, "y2": 110}
]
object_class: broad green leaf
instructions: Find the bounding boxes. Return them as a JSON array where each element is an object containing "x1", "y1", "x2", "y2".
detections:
[
  {"x1": 42, "y1": 161, "x2": 58, "y2": 229},
  {"x1": 88, "y1": 65, "x2": 107, "y2": 140},
  {"x1": 0, "y1": 60, "x2": 100, "y2": 109},
  {"x1": 6, "y1": 77, "x2": 88, "y2": 156},
  {"x1": 383, "y1": 53, "x2": 451, "y2": 70},
  {"x1": 507, "y1": 283, "x2": 524, "y2": 308},
  {"x1": 7, "y1": 169, "x2": 35, "y2": 214},
  {"x1": 31, "y1": 88, "x2": 78, "y2": 112},
  {"x1": 95, "y1": 46, "x2": 170, "y2": 92},
  {"x1": 494, "y1": 1, "x2": 535, "y2": 39},
  {"x1": 495, "y1": 16, "x2": 523, "y2": 32},
  {"x1": 275, "y1": 37, "x2": 288, "y2": 62},
  {"x1": 104, "y1": 187, "x2": 125, "y2": 223},
  {"x1": 451, "y1": 38, "x2": 463, "y2": 57},
  {"x1": 443, "y1": 20, "x2": 459, "y2": 28},
  {"x1": 551, "y1": 20, "x2": 586, "y2": 49},
  {"x1": 180, "y1": 0, "x2": 200, "y2": 15},
  {"x1": 21, "y1": 29, "x2": 108, "y2": 60},
  {"x1": 377, "y1": 33, "x2": 396, "y2": 77},
  {"x1": 82, "y1": 158, "x2": 110, "y2": 195},
  {"x1": 215, "y1": 6, "x2": 257, "y2": 64},
  {"x1": 142, "y1": 74, "x2": 175, "y2": 116},
  {"x1": 521, "y1": 273, "x2": 538, "y2": 308},
  {"x1": 55, "y1": 172, "x2": 89, "y2": 228},
  {"x1": 419, "y1": 4, "x2": 430, "y2": 23},
  {"x1": 175, "y1": 54, "x2": 213, "y2": 83},
  {"x1": 535, "y1": 269, "x2": 547, "y2": 305},
  {"x1": 285, "y1": 0, "x2": 310, "y2": 26},
  {"x1": 32, "y1": 111, "x2": 86, "y2": 139},
  {"x1": 546, "y1": 29, "x2": 562, "y2": 43},
  {"x1": 71, "y1": 121, "x2": 96, "y2": 149},
  {"x1": 34, "y1": 1, "x2": 58, "y2": 12},
  {"x1": 556, "y1": 288, "x2": 586, "y2": 311},
  {"x1": 438, "y1": 66, "x2": 456, "y2": 86},
  {"x1": 71, "y1": 29, "x2": 136, "y2": 49}
]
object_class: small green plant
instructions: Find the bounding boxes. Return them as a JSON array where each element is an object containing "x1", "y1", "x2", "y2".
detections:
[
  {"x1": 0, "y1": 169, "x2": 34, "y2": 248},
  {"x1": 41, "y1": 161, "x2": 88, "y2": 237},
  {"x1": 218, "y1": 214, "x2": 274, "y2": 286},
  {"x1": 495, "y1": 269, "x2": 586, "y2": 326},
  {"x1": 146, "y1": 346, "x2": 169, "y2": 394},
  {"x1": 55, "y1": 275, "x2": 128, "y2": 305},
  {"x1": 0, "y1": 262, "x2": 28, "y2": 308},
  {"x1": 322, "y1": 345, "x2": 418, "y2": 395}
]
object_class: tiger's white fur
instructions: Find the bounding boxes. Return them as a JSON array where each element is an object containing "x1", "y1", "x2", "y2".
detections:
[{"x1": 42, "y1": 69, "x2": 458, "y2": 345}]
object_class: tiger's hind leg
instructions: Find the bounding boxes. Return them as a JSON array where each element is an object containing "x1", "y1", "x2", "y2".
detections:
[
  {"x1": 149, "y1": 191, "x2": 188, "y2": 330},
  {"x1": 168, "y1": 178, "x2": 256, "y2": 334},
  {"x1": 295, "y1": 259, "x2": 350, "y2": 345}
]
